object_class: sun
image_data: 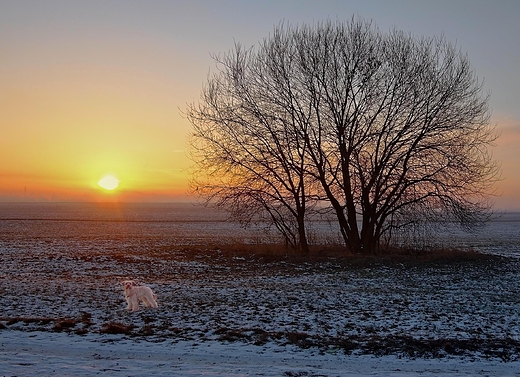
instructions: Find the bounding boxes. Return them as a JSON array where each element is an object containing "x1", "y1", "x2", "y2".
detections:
[{"x1": 98, "y1": 174, "x2": 120, "y2": 191}]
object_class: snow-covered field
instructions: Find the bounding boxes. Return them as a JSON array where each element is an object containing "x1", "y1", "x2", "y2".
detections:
[
  {"x1": 2, "y1": 247, "x2": 520, "y2": 376},
  {"x1": 1, "y1": 203, "x2": 520, "y2": 376},
  {"x1": 4, "y1": 331, "x2": 520, "y2": 376}
]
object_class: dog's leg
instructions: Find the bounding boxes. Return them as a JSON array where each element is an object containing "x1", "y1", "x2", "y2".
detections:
[
  {"x1": 130, "y1": 295, "x2": 139, "y2": 311},
  {"x1": 141, "y1": 296, "x2": 151, "y2": 308},
  {"x1": 125, "y1": 296, "x2": 132, "y2": 310},
  {"x1": 149, "y1": 293, "x2": 158, "y2": 308}
]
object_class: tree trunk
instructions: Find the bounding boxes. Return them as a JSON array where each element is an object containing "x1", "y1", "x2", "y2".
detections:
[{"x1": 296, "y1": 211, "x2": 309, "y2": 254}]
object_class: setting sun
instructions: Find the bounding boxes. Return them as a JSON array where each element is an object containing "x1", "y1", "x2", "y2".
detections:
[
  {"x1": 0, "y1": 2, "x2": 518, "y2": 208},
  {"x1": 98, "y1": 174, "x2": 120, "y2": 191}
]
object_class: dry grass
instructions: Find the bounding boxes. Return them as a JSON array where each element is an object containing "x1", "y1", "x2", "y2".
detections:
[
  {"x1": 52, "y1": 318, "x2": 78, "y2": 332},
  {"x1": 183, "y1": 242, "x2": 500, "y2": 268},
  {"x1": 100, "y1": 322, "x2": 134, "y2": 335}
]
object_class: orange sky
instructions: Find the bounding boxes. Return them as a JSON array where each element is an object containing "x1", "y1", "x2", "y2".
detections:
[
  {"x1": 1, "y1": 1, "x2": 519, "y2": 209},
  {"x1": 492, "y1": 116, "x2": 520, "y2": 210},
  {"x1": 0, "y1": 62, "x2": 190, "y2": 202}
]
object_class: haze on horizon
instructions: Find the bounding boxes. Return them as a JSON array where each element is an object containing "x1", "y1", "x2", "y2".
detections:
[{"x1": 1, "y1": 0, "x2": 519, "y2": 209}]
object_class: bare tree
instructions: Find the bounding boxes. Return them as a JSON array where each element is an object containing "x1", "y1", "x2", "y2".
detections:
[
  {"x1": 187, "y1": 19, "x2": 499, "y2": 254},
  {"x1": 187, "y1": 39, "x2": 318, "y2": 252}
]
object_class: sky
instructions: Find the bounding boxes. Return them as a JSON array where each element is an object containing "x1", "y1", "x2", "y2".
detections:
[{"x1": 1, "y1": 0, "x2": 519, "y2": 208}]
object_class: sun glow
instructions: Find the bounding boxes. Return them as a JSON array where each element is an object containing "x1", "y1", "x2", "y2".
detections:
[{"x1": 98, "y1": 174, "x2": 120, "y2": 191}]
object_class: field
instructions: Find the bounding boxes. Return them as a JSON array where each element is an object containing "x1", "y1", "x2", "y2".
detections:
[
  {"x1": 2, "y1": 245, "x2": 520, "y2": 375},
  {"x1": 2, "y1": 203, "x2": 520, "y2": 375}
]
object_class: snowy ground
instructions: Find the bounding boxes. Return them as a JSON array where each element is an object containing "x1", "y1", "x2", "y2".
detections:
[
  {"x1": 2, "y1": 240, "x2": 520, "y2": 376},
  {"x1": 3, "y1": 330, "x2": 520, "y2": 376}
]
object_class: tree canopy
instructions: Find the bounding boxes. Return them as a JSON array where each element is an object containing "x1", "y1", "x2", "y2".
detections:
[{"x1": 187, "y1": 19, "x2": 499, "y2": 254}]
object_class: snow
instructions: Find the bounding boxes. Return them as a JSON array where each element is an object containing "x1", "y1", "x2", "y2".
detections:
[
  {"x1": 2, "y1": 204, "x2": 520, "y2": 376},
  {"x1": 2, "y1": 249, "x2": 520, "y2": 376},
  {"x1": 3, "y1": 331, "x2": 520, "y2": 376}
]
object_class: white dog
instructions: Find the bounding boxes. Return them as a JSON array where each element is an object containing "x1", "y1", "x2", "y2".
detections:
[{"x1": 122, "y1": 280, "x2": 158, "y2": 311}]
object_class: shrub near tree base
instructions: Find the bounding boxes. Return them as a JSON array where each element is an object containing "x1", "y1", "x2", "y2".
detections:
[{"x1": 187, "y1": 18, "x2": 499, "y2": 254}]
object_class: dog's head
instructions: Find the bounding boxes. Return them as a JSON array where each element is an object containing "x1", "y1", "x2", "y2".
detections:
[{"x1": 122, "y1": 280, "x2": 137, "y2": 291}]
